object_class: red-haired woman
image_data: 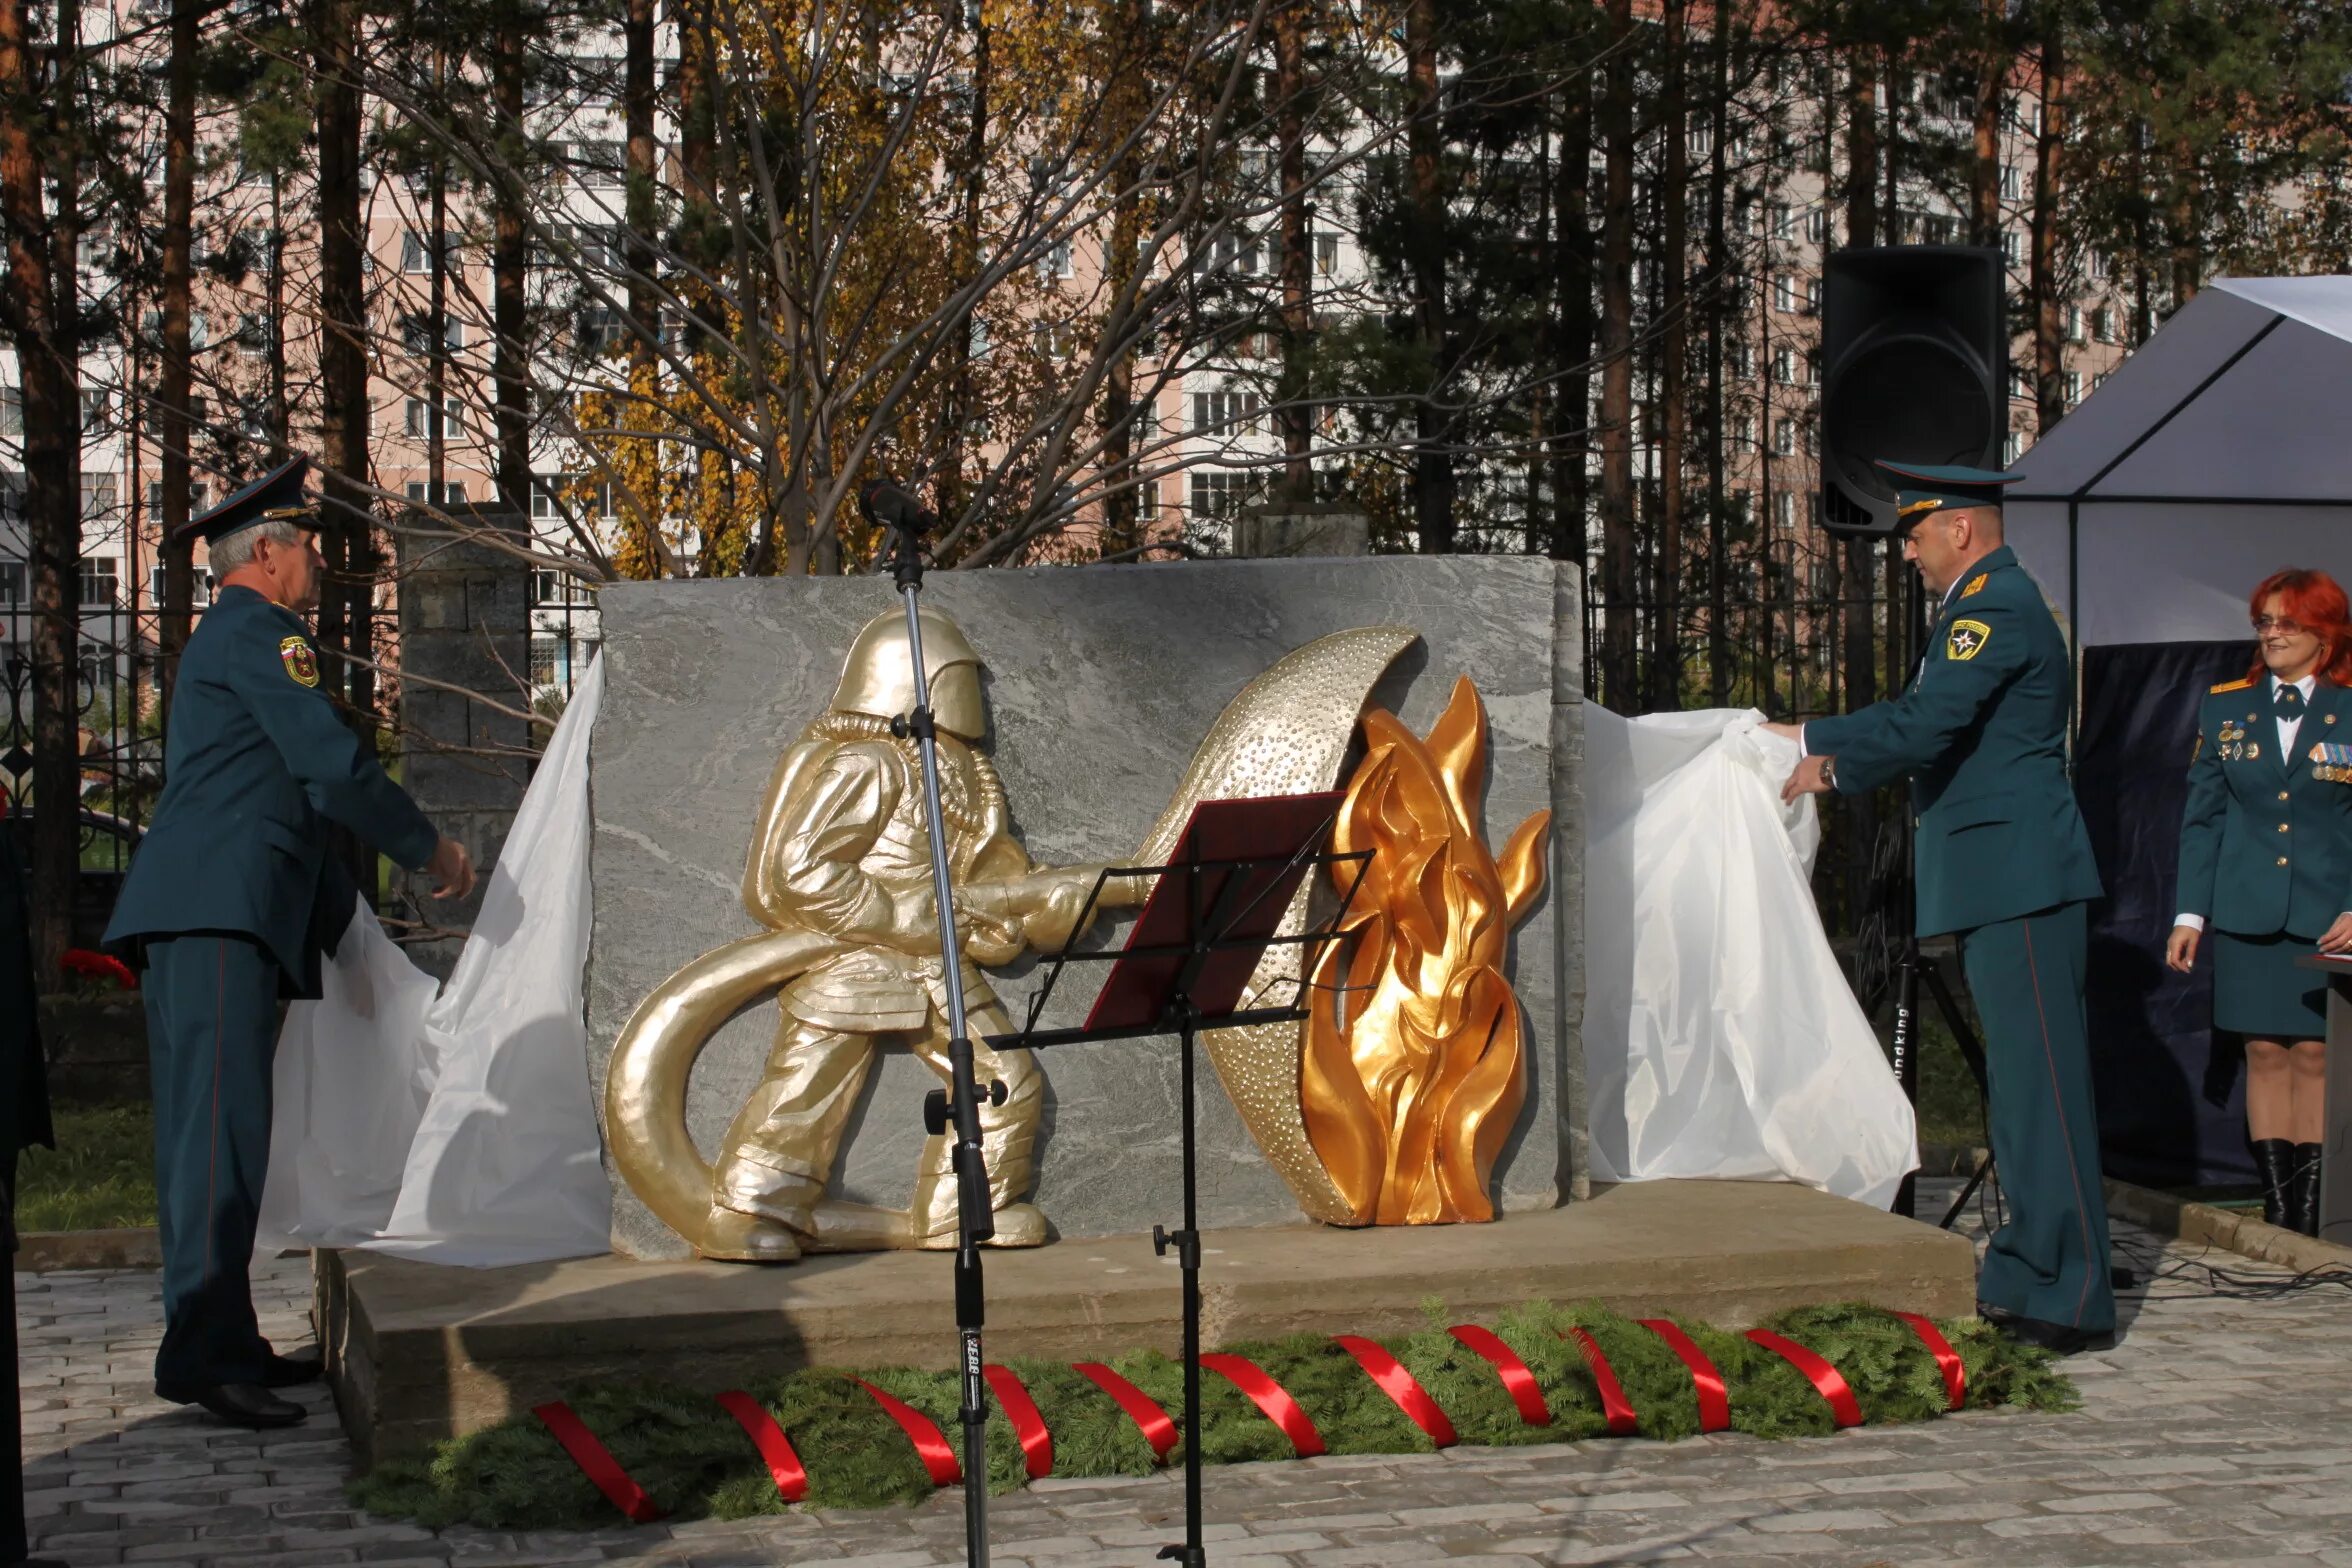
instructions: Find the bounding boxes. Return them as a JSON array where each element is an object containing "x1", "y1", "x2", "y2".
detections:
[{"x1": 2168, "y1": 568, "x2": 2352, "y2": 1236}]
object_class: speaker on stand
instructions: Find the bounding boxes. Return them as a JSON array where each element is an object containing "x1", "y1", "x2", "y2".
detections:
[{"x1": 1816, "y1": 245, "x2": 2008, "y2": 1220}]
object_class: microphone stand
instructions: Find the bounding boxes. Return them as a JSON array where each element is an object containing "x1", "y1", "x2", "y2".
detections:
[{"x1": 875, "y1": 493, "x2": 997, "y2": 1568}]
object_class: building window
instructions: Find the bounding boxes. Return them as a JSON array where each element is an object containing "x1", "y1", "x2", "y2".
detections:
[
  {"x1": 2090, "y1": 305, "x2": 2115, "y2": 344},
  {"x1": 1041, "y1": 239, "x2": 1073, "y2": 280},
  {"x1": 1733, "y1": 414, "x2": 1756, "y2": 448},
  {"x1": 76, "y1": 556, "x2": 120, "y2": 609},
  {"x1": 2008, "y1": 364, "x2": 2031, "y2": 401},
  {"x1": 1772, "y1": 417, "x2": 1798, "y2": 457},
  {"x1": 1771, "y1": 347, "x2": 1798, "y2": 386},
  {"x1": 530, "y1": 633, "x2": 561, "y2": 685},
  {"x1": 0, "y1": 386, "x2": 18, "y2": 438},
  {"x1": 400, "y1": 231, "x2": 457, "y2": 274},
  {"x1": 405, "y1": 481, "x2": 469, "y2": 506},
  {"x1": 404, "y1": 396, "x2": 464, "y2": 439},
  {"x1": 2001, "y1": 229, "x2": 2022, "y2": 266},
  {"x1": 1727, "y1": 340, "x2": 1753, "y2": 380},
  {"x1": 1314, "y1": 233, "x2": 1340, "y2": 275},
  {"x1": 1773, "y1": 274, "x2": 1818, "y2": 315},
  {"x1": 80, "y1": 472, "x2": 118, "y2": 522},
  {"x1": 1999, "y1": 163, "x2": 2023, "y2": 200},
  {"x1": 235, "y1": 314, "x2": 270, "y2": 357},
  {"x1": 1192, "y1": 388, "x2": 1262, "y2": 434},
  {"x1": 1771, "y1": 490, "x2": 1795, "y2": 531},
  {"x1": 2064, "y1": 305, "x2": 2084, "y2": 343},
  {"x1": 79, "y1": 387, "x2": 111, "y2": 434},
  {"x1": 2063, "y1": 370, "x2": 2083, "y2": 406},
  {"x1": 2003, "y1": 430, "x2": 2025, "y2": 465},
  {"x1": 571, "y1": 139, "x2": 627, "y2": 188},
  {"x1": 1804, "y1": 207, "x2": 1828, "y2": 244},
  {"x1": 401, "y1": 313, "x2": 465, "y2": 355},
  {"x1": 0, "y1": 559, "x2": 22, "y2": 605},
  {"x1": 1188, "y1": 470, "x2": 1256, "y2": 520},
  {"x1": 147, "y1": 563, "x2": 213, "y2": 607}
]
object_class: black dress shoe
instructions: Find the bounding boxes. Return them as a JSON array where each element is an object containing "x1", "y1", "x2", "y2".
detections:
[
  {"x1": 154, "y1": 1379, "x2": 307, "y2": 1429},
  {"x1": 263, "y1": 1348, "x2": 325, "y2": 1387}
]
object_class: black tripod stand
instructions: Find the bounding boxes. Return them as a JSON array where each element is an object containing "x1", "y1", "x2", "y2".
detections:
[
  {"x1": 859, "y1": 479, "x2": 1001, "y2": 1567},
  {"x1": 1866, "y1": 562, "x2": 1996, "y2": 1226},
  {"x1": 992, "y1": 796, "x2": 1367, "y2": 1568}
]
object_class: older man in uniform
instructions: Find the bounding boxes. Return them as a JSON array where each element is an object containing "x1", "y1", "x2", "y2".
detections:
[
  {"x1": 104, "y1": 458, "x2": 475, "y2": 1428},
  {"x1": 1766, "y1": 460, "x2": 2114, "y2": 1354}
]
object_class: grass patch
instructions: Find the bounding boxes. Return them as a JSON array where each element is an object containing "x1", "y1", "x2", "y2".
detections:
[
  {"x1": 16, "y1": 1102, "x2": 156, "y2": 1232},
  {"x1": 351, "y1": 1300, "x2": 2076, "y2": 1530}
]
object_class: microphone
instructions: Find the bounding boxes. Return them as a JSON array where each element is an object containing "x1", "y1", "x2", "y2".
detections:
[{"x1": 859, "y1": 477, "x2": 940, "y2": 535}]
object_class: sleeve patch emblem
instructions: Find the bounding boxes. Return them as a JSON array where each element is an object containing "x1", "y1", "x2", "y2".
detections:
[
  {"x1": 1960, "y1": 572, "x2": 1989, "y2": 598},
  {"x1": 280, "y1": 635, "x2": 320, "y2": 688},
  {"x1": 1945, "y1": 618, "x2": 1992, "y2": 662}
]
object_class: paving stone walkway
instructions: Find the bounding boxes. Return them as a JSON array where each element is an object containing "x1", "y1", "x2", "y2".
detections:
[{"x1": 17, "y1": 1181, "x2": 2352, "y2": 1568}]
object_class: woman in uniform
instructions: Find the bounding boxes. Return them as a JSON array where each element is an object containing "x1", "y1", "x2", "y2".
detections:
[{"x1": 2167, "y1": 568, "x2": 2352, "y2": 1236}]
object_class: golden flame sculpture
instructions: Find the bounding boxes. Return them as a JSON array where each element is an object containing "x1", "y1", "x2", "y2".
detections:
[{"x1": 1301, "y1": 677, "x2": 1551, "y2": 1226}]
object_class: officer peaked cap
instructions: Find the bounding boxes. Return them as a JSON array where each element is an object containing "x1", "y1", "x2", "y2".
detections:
[
  {"x1": 1875, "y1": 460, "x2": 2022, "y2": 527},
  {"x1": 176, "y1": 455, "x2": 318, "y2": 546}
]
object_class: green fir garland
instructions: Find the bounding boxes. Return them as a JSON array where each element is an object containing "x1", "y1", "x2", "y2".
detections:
[{"x1": 350, "y1": 1300, "x2": 2078, "y2": 1530}]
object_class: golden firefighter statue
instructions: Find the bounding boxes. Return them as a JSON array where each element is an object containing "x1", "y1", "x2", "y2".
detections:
[{"x1": 605, "y1": 605, "x2": 1136, "y2": 1263}]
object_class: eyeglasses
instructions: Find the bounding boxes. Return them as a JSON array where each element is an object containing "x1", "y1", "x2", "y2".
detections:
[{"x1": 2253, "y1": 616, "x2": 2308, "y2": 635}]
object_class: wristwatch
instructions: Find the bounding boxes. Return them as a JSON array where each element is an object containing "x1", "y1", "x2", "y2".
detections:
[{"x1": 1819, "y1": 755, "x2": 1837, "y2": 790}]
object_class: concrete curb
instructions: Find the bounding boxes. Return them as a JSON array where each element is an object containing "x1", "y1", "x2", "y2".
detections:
[
  {"x1": 2100, "y1": 1177, "x2": 2352, "y2": 1275},
  {"x1": 15, "y1": 1227, "x2": 161, "y2": 1272},
  {"x1": 1919, "y1": 1140, "x2": 2352, "y2": 1273}
]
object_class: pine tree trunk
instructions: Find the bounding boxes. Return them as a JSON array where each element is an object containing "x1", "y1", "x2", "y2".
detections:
[
  {"x1": 1097, "y1": 3, "x2": 1148, "y2": 557},
  {"x1": 2031, "y1": 22, "x2": 2065, "y2": 435},
  {"x1": 625, "y1": 0, "x2": 660, "y2": 563},
  {"x1": 1275, "y1": 0, "x2": 1312, "y2": 501},
  {"x1": 1406, "y1": 0, "x2": 1453, "y2": 554},
  {"x1": 1651, "y1": 0, "x2": 1687, "y2": 710},
  {"x1": 492, "y1": 19, "x2": 531, "y2": 516},
  {"x1": 1598, "y1": 0, "x2": 1636, "y2": 704},
  {"x1": 1703, "y1": 0, "x2": 1732, "y2": 705},
  {"x1": 157, "y1": 0, "x2": 197, "y2": 709},
  {"x1": 311, "y1": 0, "x2": 363, "y2": 665},
  {"x1": 1842, "y1": 48, "x2": 1876, "y2": 719},
  {"x1": 1970, "y1": 0, "x2": 2003, "y2": 247},
  {"x1": 1550, "y1": 23, "x2": 1592, "y2": 567},
  {"x1": 0, "y1": 0, "x2": 82, "y2": 978}
]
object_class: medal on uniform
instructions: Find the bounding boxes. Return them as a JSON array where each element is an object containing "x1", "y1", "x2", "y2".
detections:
[{"x1": 2313, "y1": 742, "x2": 2352, "y2": 783}]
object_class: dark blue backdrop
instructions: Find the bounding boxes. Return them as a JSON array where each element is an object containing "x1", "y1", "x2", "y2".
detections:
[{"x1": 2077, "y1": 639, "x2": 2259, "y2": 1189}]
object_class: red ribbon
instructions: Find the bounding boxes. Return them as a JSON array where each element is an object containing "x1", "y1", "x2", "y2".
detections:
[
  {"x1": 714, "y1": 1390, "x2": 809, "y2": 1504},
  {"x1": 1564, "y1": 1327, "x2": 1639, "y2": 1435},
  {"x1": 1447, "y1": 1324, "x2": 1551, "y2": 1426},
  {"x1": 982, "y1": 1365, "x2": 1054, "y2": 1479},
  {"x1": 1199, "y1": 1352, "x2": 1326, "y2": 1457},
  {"x1": 1331, "y1": 1335, "x2": 1457, "y2": 1447},
  {"x1": 1071, "y1": 1362, "x2": 1179, "y2": 1463},
  {"x1": 1892, "y1": 1312, "x2": 1966, "y2": 1411},
  {"x1": 531, "y1": 1401, "x2": 664, "y2": 1523},
  {"x1": 854, "y1": 1379, "x2": 963, "y2": 1486},
  {"x1": 1744, "y1": 1329, "x2": 1864, "y2": 1428},
  {"x1": 1636, "y1": 1319, "x2": 1731, "y2": 1433}
]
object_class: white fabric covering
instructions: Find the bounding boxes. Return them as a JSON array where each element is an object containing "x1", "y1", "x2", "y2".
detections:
[
  {"x1": 2006, "y1": 275, "x2": 2352, "y2": 647},
  {"x1": 1580, "y1": 706, "x2": 1917, "y2": 1211},
  {"x1": 255, "y1": 656, "x2": 611, "y2": 1266}
]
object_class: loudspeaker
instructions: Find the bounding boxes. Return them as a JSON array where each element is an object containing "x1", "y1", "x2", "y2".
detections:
[{"x1": 1818, "y1": 246, "x2": 2007, "y2": 537}]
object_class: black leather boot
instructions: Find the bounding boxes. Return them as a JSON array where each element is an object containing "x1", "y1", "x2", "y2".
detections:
[
  {"x1": 2292, "y1": 1143, "x2": 2324, "y2": 1238},
  {"x1": 2252, "y1": 1138, "x2": 2297, "y2": 1228}
]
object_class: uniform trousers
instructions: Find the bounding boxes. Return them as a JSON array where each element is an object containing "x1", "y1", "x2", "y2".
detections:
[
  {"x1": 1958, "y1": 900, "x2": 2116, "y2": 1333},
  {"x1": 143, "y1": 934, "x2": 282, "y2": 1390}
]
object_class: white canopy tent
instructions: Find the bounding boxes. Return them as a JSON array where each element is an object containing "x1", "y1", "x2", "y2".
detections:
[{"x1": 2007, "y1": 276, "x2": 2352, "y2": 648}]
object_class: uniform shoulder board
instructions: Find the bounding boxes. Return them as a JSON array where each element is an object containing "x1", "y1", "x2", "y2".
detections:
[{"x1": 2209, "y1": 677, "x2": 2256, "y2": 694}]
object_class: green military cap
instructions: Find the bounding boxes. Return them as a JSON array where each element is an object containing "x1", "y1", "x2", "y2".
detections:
[
  {"x1": 176, "y1": 455, "x2": 317, "y2": 546},
  {"x1": 1875, "y1": 460, "x2": 2023, "y2": 528}
]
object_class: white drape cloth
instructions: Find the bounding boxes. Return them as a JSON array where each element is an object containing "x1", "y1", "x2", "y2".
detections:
[
  {"x1": 254, "y1": 656, "x2": 611, "y2": 1266},
  {"x1": 1580, "y1": 706, "x2": 1917, "y2": 1210}
]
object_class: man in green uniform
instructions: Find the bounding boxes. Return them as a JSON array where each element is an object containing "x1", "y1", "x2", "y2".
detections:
[
  {"x1": 1765, "y1": 460, "x2": 2114, "y2": 1354},
  {"x1": 104, "y1": 458, "x2": 475, "y2": 1428}
]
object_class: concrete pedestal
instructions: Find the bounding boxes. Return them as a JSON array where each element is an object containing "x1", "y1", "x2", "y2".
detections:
[{"x1": 319, "y1": 1179, "x2": 1974, "y2": 1464}]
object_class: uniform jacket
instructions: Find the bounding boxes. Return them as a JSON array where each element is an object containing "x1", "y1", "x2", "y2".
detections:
[
  {"x1": 750, "y1": 719, "x2": 1029, "y2": 1033},
  {"x1": 1804, "y1": 544, "x2": 2102, "y2": 938},
  {"x1": 104, "y1": 584, "x2": 439, "y2": 988},
  {"x1": 2174, "y1": 674, "x2": 2352, "y2": 939}
]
